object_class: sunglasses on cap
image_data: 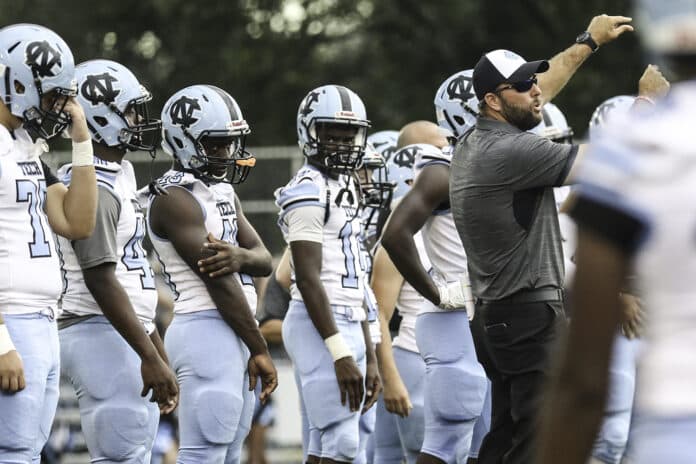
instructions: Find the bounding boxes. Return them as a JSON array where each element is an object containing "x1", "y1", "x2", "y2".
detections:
[{"x1": 495, "y1": 76, "x2": 538, "y2": 94}]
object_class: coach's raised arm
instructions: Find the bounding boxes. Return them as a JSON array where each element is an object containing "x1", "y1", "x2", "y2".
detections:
[{"x1": 538, "y1": 14, "x2": 633, "y2": 104}]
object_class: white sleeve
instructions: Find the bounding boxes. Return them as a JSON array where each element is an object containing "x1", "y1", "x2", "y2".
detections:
[{"x1": 286, "y1": 205, "x2": 325, "y2": 243}]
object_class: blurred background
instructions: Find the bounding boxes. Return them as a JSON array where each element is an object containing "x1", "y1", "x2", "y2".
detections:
[{"x1": 1, "y1": 1, "x2": 644, "y2": 462}]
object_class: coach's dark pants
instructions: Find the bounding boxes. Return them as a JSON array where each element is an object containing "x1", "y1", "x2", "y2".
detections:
[{"x1": 470, "y1": 297, "x2": 566, "y2": 464}]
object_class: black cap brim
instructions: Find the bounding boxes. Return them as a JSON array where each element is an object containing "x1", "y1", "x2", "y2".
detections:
[{"x1": 508, "y1": 60, "x2": 550, "y2": 82}]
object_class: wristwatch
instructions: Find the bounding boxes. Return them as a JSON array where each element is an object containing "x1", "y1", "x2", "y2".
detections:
[{"x1": 575, "y1": 31, "x2": 599, "y2": 52}]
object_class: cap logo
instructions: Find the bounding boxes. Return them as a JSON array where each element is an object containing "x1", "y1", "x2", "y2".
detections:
[{"x1": 25, "y1": 40, "x2": 62, "y2": 77}]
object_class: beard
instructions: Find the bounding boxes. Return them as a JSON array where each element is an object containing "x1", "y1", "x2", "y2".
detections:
[{"x1": 500, "y1": 97, "x2": 542, "y2": 131}]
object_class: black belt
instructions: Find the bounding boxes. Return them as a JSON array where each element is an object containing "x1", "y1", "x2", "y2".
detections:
[{"x1": 477, "y1": 288, "x2": 564, "y2": 305}]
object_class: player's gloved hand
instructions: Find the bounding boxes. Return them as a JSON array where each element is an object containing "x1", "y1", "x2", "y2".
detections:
[
  {"x1": 0, "y1": 351, "x2": 25, "y2": 393},
  {"x1": 198, "y1": 232, "x2": 245, "y2": 277},
  {"x1": 140, "y1": 354, "x2": 179, "y2": 414},
  {"x1": 334, "y1": 356, "x2": 364, "y2": 413},
  {"x1": 362, "y1": 357, "x2": 382, "y2": 414},
  {"x1": 437, "y1": 275, "x2": 475, "y2": 318},
  {"x1": 248, "y1": 352, "x2": 278, "y2": 404}
]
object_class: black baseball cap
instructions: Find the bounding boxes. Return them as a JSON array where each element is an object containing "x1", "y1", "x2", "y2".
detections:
[{"x1": 473, "y1": 49, "x2": 549, "y2": 100}]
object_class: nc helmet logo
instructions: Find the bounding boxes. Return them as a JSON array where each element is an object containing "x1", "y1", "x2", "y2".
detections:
[
  {"x1": 447, "y1": 74, "x2": 474, "y2": 102},
  {"x1": 80, "y1": 73, "x2": 121, "y2": 106},
  {"x1": 299, "y1": 90, "x2": 320, "y2": 118},
  {"x1": 25, "y1": 41, "x2": 62, "y2": 78},
  {"x1": 393, "y1": 147, "x2": 418, "y2": 168},
  {"x1": 169, "y1": 96, "x2": 201, "y2": 128}
]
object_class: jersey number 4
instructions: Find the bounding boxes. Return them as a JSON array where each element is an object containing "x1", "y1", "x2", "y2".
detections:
[
  {"x1": 122, "y1": 216, "x2": 156, "y2": 289},
  {"x1": 16, "y1": 179, "x2": 51, "y2": 258}
]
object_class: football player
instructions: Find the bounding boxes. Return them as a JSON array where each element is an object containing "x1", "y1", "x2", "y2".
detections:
[
  {"x1": 275, "y1": 85, "x2": 380, "y2": 464},
  {"x1": 532, "y1": 99, "x2": 643, "y2": 464},
  {"x1": 372, "y1": 148, "x2": 428, "y2": 464},
  {"x1": 536, "y1": 8, "x2": 674, "y2": 460},
  {"x1": 147, "y1": 84, "x2": 277, "y2": 463},
  {"x1": 0, "y1": 24, "x2": 97, "y2": 463},
  {"x1": 56, "y1": 59, "x2": 178, "y2": 462},
  {"x1": 381, "y1": 119, "x2": 488, "y2": 464}
]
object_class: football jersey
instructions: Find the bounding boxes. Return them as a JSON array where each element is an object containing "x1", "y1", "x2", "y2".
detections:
[
  {"x1": 58, "y1": 157, "x2": 157, "y2": 324},
  {"x1": 0, "y1": 126, "x2": 62, "y2": 315},
  {"x1": 147, "y1": 170, "x2": 257, "y2": 315},
  {"x1": 392, "y1": 231, "x2": 431, "y2": 353},
  {"x1": 571, "y1": 82, "x2": 696, "y2": 414},
  {"x1": 412, "y1": 143, "x2": 470, "y2": 314},
  {"x1": 275, "y1": 164, "x2": 365, "y2": 309},
  {"x1": 554, "y1": 186, "x2": 576, "y2": 285}
]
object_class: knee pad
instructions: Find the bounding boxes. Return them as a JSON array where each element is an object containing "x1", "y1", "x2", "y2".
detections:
[
  {"x1": 193, "y1": 388, "x2": 244, "y2": 445},
  {"x1": 323, "y1": 420, "x2": 360, "y2": 462},
  {"x1": 427, "y1": 363, "x2": 487, "y2": 422},
  {"x1": 92, "y1": 402, "x2": 156, "y2": 460},
  {"x1": 303, "y1": 377, "x2": 353, "y2": 430}
]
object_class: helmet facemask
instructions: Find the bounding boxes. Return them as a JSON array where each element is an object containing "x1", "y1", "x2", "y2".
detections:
[
  {"x1": 22, "y1": 83, "x2": 75, "y2": 140},
  {"x1": 189, "y1": 130, "x2": 256, "y2": 185},
  {"x1": 116, "y1": 91, "x2": 162, "y2": 154},
  {"x1": 308, "y1": 120, "x2": 368, "y2": 174}
]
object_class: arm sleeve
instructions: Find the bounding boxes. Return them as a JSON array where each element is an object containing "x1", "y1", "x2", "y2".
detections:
[
  {"x1": 502, "y1": 133, "x2": 578, "y2": 190},
  {"x1": 72, "y1": 187, "x2": 121, "y2": 269},
  {"x1": 285, "y1": 205, "x2": 325, "y2": 243},
  {"x1": 41, "y1": 160, "x2": 61, "y2": 187}
]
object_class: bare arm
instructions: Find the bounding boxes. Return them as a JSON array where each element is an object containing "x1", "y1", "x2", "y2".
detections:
[
  {"x1": 371, "y1": 245, "x2": 412, "y2": 417},
  {"x1": 275, "y1": 247, "x2": 292, "y2": 290},
  {"x1": 537, "y1": 226, "x2": 629, "y2": 464},
  {"x1": 151, "y1": 187, "x2": 268, "y2": 356},
  {"x1": 197, "y1": 194, "x2": 272, "y2": 278},
  {"x1": 45, "y1": 98, "x2": 97, "y2": 240},
  {"x1": 382, "y1": 164, "x2": 449, "y2": 304},
  {"x1": 539, "y1": 15, "x2": 633, "y2": 104}
]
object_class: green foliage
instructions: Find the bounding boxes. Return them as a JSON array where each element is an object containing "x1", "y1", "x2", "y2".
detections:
[{"x1": 1, "y1": 0, "x2": 643, "y2": 141}]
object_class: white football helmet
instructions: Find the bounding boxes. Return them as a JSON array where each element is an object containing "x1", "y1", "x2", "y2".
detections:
[
  {"x1": 0, "y1": 23, "x2": 77, "y2": 140},
  {"x1": 161, "y1": 85, "x2": 255, "y2": 184},
  {"x1": 529, "y1": 102, "x2": 574, "y2": 143},
  {"x1": 588, "y1": 95, "x2": 635, "y2": 141},
  {"x1": 388, "y1": 146, "x2": 417, "y2": 202},
  {"x1": 297, "y1": 84, "x2": 370, "y2": 172},
  {"x1": 76, "y1": 59, "x2": 160, "y2": 154},
  {"x1": 434, "y1": 69, "x2": 479, "y2": 138},
  {"x1": 367, "y1": 130, "x2": 399, "y2": 164}
]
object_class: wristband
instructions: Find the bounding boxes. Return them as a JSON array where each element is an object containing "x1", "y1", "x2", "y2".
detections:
[
  {"x1": 0, "y1": 325, "x2": 16, "y2": 356},
  {"x1": 71, "y1": 139, "x2": 94, "y2": 167},
  {"x1": 324, "y1": 333, "x2": 352, "y2": 362}
]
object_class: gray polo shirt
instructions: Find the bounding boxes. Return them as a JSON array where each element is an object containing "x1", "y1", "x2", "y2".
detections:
[{"x1": 450, "y1": 117, "x2": 578, "y2": 300}]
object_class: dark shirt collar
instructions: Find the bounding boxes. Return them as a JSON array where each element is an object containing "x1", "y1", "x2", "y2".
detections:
[{"x1": 475, "y1": 116, "x2": 523, "y2": 134}]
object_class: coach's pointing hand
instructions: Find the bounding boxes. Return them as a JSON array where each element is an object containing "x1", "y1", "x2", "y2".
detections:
[{"x1": 587, "y1": 14, "x2": 634, "y2": 47}]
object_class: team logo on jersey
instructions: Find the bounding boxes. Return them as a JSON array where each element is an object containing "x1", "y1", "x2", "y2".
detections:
[
  {"x1": 393, "y1": 147, "x2": 417, "y2": 168},
  {"x1": 300, "y1": 90, "x2": 320, "y2": 118},
  {"x1": 169, "y1": 96, "x2": 201, "y2": 127},
  {"x1": 80, "y1": 73, "x2": 121, "y2": 106},
  {"x1": 25, "y1": 40, "x2": 62, "y2": 77},
  {"x1": 447, "y1": 74, "x2": 474, "y2": 102}
]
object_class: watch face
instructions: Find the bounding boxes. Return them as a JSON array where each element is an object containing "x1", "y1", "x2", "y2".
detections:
[{"x1": 577, "y1": 31, "x2": 589, "y2": 42}]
